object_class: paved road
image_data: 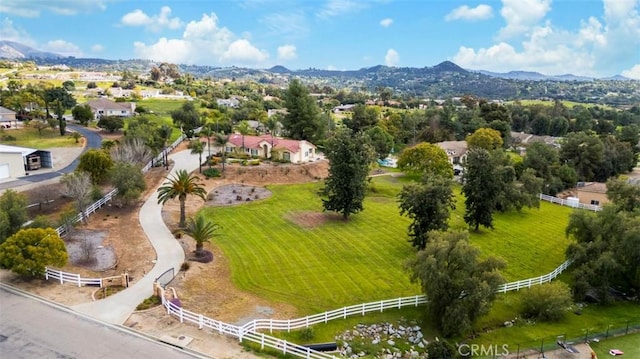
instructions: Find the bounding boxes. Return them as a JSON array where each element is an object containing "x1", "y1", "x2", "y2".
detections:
[
  {"x1": 72, "y1": 150, "x2": 200, "y2": 324},
  {"x1": 0, "y1": 284, "x2": 206, "y2": 359},
  {"x1": 0, "y1": 125, "x2": 101, "y2": 190}
]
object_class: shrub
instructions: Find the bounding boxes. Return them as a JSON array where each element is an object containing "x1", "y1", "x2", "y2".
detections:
[
  {"x1": 1, "y1": 135, "x2": 16, "y2": 141},
  {"x1": 203, "y1": 168, "x2": 220, "y2": 178},
  {"x1": 521, "y1": 281, "x2": 573, "y2": 321},
  {"x1": 299, "y1": 327, "x2": 315, "y2": 341},
  {"x1": 136, "y1": 295, "x2": 161, "y2": 310},
  {"x1": 181, "y1": 261, "x2": 190, "y2": 271}
]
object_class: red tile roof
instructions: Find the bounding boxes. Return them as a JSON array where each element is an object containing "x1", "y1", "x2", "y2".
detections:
[{"x1": 227, "y1": 134, "x2": 313, "y2": 153}]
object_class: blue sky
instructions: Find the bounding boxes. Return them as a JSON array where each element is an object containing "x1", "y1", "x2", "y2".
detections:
[{"x1": 1, "y1": 0, "x2": 639, "y2": 78}]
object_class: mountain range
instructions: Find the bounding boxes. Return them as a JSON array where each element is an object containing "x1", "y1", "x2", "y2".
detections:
[{"x1": 0, "y1": 40, "x2": 632, "y2": 82}]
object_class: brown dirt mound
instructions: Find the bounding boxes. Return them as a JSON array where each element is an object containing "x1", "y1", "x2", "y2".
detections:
[{"x1": 284, "y1": 211, "x2": 344, "y2": 229}]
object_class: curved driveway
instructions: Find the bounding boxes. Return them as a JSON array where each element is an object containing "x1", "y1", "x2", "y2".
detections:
[
  {"x1": 72, "y1": 150, "x2": 200, "y2": 324},
  {"x1": 0, "y1": 124, "x2": 101, "y2": 189}
]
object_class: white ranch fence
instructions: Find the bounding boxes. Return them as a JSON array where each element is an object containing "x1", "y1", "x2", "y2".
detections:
[
  {"x1": 539, "y1": 193, "x2": 601, "y2": 211},
  {"x1": 45, "y1": 268, "x2": 103, "y2": 287},
  {"x1": 54, "y1": 133, "x2": 188, "y2": 237},
  {"x1": 155, "y1": 259, "x2": 573, "y2": 359}
]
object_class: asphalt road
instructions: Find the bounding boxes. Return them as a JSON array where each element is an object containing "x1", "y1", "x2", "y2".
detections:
[
  {"x1": 0, "y1": 285, "x2": 206, "y2": 359},
  {"x1": 0, "y1": 125, "x2": 101, "y2": 190}
]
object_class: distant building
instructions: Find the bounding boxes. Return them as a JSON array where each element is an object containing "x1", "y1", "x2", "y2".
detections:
[
  {"x1": 85, "y1": 98, "x2": 136, "y2": 120},
  {"x1": 576, "y1": 182, "x2": 608, "y2": 206},
  {"x1": 0, "y1": 106, "x2": 17, "y2": 127},
  {"x1": 216, "y1": 97, "x2": 240, "y2": 108}
]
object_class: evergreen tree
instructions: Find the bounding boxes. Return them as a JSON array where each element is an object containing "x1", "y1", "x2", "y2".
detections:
[
  {"x1": 283, "y1": 79, "x2": 325, "y2": 143},
  {"x1": 321, "y1": 128, "x2": 374, "y2": 219},
  {"x1": 462, "y1": 148, "x2": 499, "y2": 231}
]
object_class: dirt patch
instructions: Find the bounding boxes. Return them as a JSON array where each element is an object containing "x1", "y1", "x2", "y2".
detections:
[
  {"x1": 206, "y1": 184, "x2": 272, "y2": 206},
  {"x1": 65, "y1": 229, "x2": 116, "y2": 272},
  {"x1": 284, "y1": 210, "x2": 343, "y2": 229}
]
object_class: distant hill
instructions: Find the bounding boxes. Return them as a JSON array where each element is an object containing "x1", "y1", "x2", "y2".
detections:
[
  {"x1": 476, "y1": 69, "x2": 599, "y2": 81},
  {"x1": 0, "y1": 40, "x2": 63, "y2": 60}
]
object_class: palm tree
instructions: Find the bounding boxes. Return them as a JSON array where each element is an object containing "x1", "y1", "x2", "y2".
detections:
[
  {"x1": 157, "y1": 124, "x2": 172, "y2": 169},
  {"x1": 199, "y1": 125, "x2": 214, "y2": 167},
  {"x1": 183, "y1": 214, "x2": 219, "y2": 257},
  {"x1": 263, "y1": 115, "x2": 281, "y2": 149},
  {"x1": 213, "y1": 132, "x2": 229, "y2": 172},
  {"x1": 236, "y1": 120, "x2": 251, "y2": 154},
  {"x1": 157, "y1": 169, "x2": 207, "y2": 228},
  {"x1": 188, "y1": 140, "x2": 205, "y2": 173}
]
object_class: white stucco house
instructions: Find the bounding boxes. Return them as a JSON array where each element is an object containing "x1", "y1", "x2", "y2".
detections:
[{"x1": 217, "y1": 134, "x2": 317, "y2": 164}]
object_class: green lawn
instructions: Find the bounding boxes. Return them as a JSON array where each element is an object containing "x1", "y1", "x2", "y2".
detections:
[
  {"x1": 0, "y1": 127, "x2": 83, "y2": 148},
  {"x1": 137, "y1": 98, "x2": 192, "y2": 116},
  {"x1": 205, "y1": 177, "x2": 572, "y2": 314},
  {"x1": 590, "y1": 332, "x2": 640, "y2": 358}
]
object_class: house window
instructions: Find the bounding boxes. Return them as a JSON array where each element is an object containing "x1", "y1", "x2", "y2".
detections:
[
  {"x1": 225, "y1": 146, "x2": 233, "y2": 153},
  {"x1": 453, "y1": 156, "x2": 460, "y2": 164},
  {"x1": 304, "y1": 151, "x2": 308, "y2": 157},
  {"x1": 121, "y1": 110, "x2": 126, "y2": 114},
  {"x1": 283, "y1": 152, "x2": 291, "y2": 161},
  {"x1": 590, "y1": 200, "x2": 600, "y2": 206},
  {"x1": 250, "y1": 149, "x2": 258, "y2": 156}
]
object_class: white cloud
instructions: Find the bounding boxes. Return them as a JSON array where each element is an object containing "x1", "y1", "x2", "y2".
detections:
[
  {"x1": 452, "y1": 0, "x2": 640, "y2": 77},
  {"x1": 621, "y1": 64, "x2": 640, "y2": 79},
  {"x1": 445, "y1": 5, "x2": 493, "y2": 21},
  {"x1": 134, "y1": 12, "x2": 269, "y2": 66},
  {"x1": 277, "y1": 45, "x2": 297, "y2": 60},
  {"x1": 317, "y1": 0, "x2": 366, "y2": 19},
  {"x1": 385, "y1": 48, "x2": 399, "y2": 67},
  {"x1": 43, "y1": 40, "x2": 83, "y2": 57},
  {"x1": 261, "y1": 11, "x2": 309, "y2": 40},
  {"x1": 498, "y1": 0, "x2": 552, "y2": 39},
  {"x1": 0, "y1": 0, "x2": 110, "y2": 17},
  {"x1": 91, "y1": 44, "x2": 104, "y2": 53},
  {"x1": 0, "y1": 18, "x2": 34, "y2": 44},
  {"x1": 120, "y1": 6, "x2": 183, "y2": 32},
  {"x1": 221, "y1": 39, "x2": 269, "y2": 63},
  {"x1": 380, "y1": 18, "x2": 393, "y2": 27}
]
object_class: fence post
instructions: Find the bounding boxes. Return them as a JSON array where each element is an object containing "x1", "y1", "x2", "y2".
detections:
[
  {"x1": 77, "y1": 273, "x2": 81, "y2": 287},
  {"x1": 180, "y1": 307, "x2": 184, "y2": 323},
  {"x1": 270, "y1": 318, "x2": 273, "y2": 333},
  {"x1": 362, "y1": 303, "x2": 365, "y2": 316},
  {"x1": 324, "y1": 312, "x2": 328, "y2": 324},
  {"x1": 380, "y1": 301, "x2": 384, "y2": 312},
  {"x1": 198, "y1": 314, "x2": 203, "y2": 329},
  {"x1": 398, "y1": 297, "x2": 401, "y2": 309},
  {"x1": 415, "y1": 295, "x2": 419, "y2": 306},
  {"x1": 261, "y1": 333, "x2": 265, "y2": 349},
  {"x1": 45, "y1": 269, "x2": 49, "y2": 281},
  {"x1": 343, "y1": 307, "x2": 347, "y2": 319}
]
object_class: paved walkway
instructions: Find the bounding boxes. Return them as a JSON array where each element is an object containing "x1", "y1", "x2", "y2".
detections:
[{"x1": 72, "y1": 150, "x2": 200, "y2": 324}]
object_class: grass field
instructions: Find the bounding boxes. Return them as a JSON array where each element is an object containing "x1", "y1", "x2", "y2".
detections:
[
  {"x1": 137, "y1": 98, "x2": 192, "y2": 116},
  {"x1": 590, "y1": 332, "x2": 640, "y2": 358},
  {"x1": 0, "y1": 127, "x2": 83, "y2": 148},
  {"x1": 205, "y1": 176, "x2": 572, "y2": 315},
  {"x1": 513, "y1": 99, "x2": 611, "y2": 109}
]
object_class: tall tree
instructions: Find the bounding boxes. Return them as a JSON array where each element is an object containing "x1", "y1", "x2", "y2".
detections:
[
  {"x1": 397, "y1": 142, "x2": 453, "y2": 179},
  {"x1": 466, "y1": 127, "x2": 503, "y2": 151},
  {"x1": 565, "y1": 206, "x2": 640, "y2": 303},
  {"x1": 171, "y1": 102, "x2": 201, "y2": 136},
  {"x1": 188, "y1": 139, "x2": 205, "y2": 173},
  {"x1": 0, "y1": 190, "x2": 28, "y2": 244},
  {"x1": 344, "y1": 104, "x2": 379, "y2": 133},
  {"x1": 71, "y1": 104, "x2": 93, "y2": 126},
  {"x1": 182, "y1": 214, "x2": 219, "y2": 258},
  {"x1": 462, "y1": 148, "x2": 500, "y2": 231},
  {"x1": 398, "y1": 176, "x2": 456, "y2": 249},
  {"x1": 0, "y1": 228, "x2": 68, "y2": 277},
  {"x1": 559, "y1": 131, "x2": 604, "y2": 182},
  {"x1": 157, "y1": 169, "x2": 207, "y2": 227},
  {"x1": 406, "y1": 230, "x2": 505, "y2": 337},
  {"x1": 282, "y1": 79, "x2": 325, "y2": 142},
  {"x1": 109, "y1": 162, "x2": 147, "y2": 206},
  {"x1": 365, "y1": 126, "x2": 394, "y2": 160},
  {"x1": 77, "y1": 149, "x2": 114, "y2": 184},
  {"x1": 236, "y1": 120, "x2": 252, "y2": 154},
  {"x1": 213, "y1": 132, "x2": 229, "y2": 172},
  {"x1": 320, "y1": 128, "x2": 374, "y2": 219},
  {"x1": 60, "y1": 171, "x2": 92, "y2": 224}
]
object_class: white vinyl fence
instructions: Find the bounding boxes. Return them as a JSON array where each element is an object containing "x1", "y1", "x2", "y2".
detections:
[
  {"x1": 55, "y1": 133, "x2": 188, "y2": 237},
  {"x1": 45, "y1": 268, "x2": 103, "y2": 287},
  {"x1": 539, "y1": 193, "x2": 601, "y2": 211},
  {"x1": 153, "y1": 259, "x2": 574, "y2": 359}
]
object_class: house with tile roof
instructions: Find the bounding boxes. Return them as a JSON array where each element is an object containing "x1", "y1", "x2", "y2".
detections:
[{"x1": 222, "y1": 134, "x2": 317, "y2": 164}]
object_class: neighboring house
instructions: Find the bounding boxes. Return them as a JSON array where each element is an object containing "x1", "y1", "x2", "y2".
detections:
[
  {"x1": 511, "y1": 131, "x2": 562, "y2": 148},
  {"x1": 435, "y1": 140, "x2": 468, "y2": 166},
  {"x1": 0, "y1": 106, "x2": 17, "y2": 127},
  {"x1": 85, "y1": 98, "x2": 136, "y2": 120},
  {"x1": 333, "y1": 104, "x2": 356, "y2": 113},
  {"x1": 216, "y1": 98, "x2": 240, "y2": 108},
  {"x1": 576, "y1": 182, "x2": 608, "y2": 206},
  {"x1": 222, "y1": 134, "x2": 317, "y2": 164},
  {"x1": 0, "y1": 144, "x2": 53, "y2": 181}
]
